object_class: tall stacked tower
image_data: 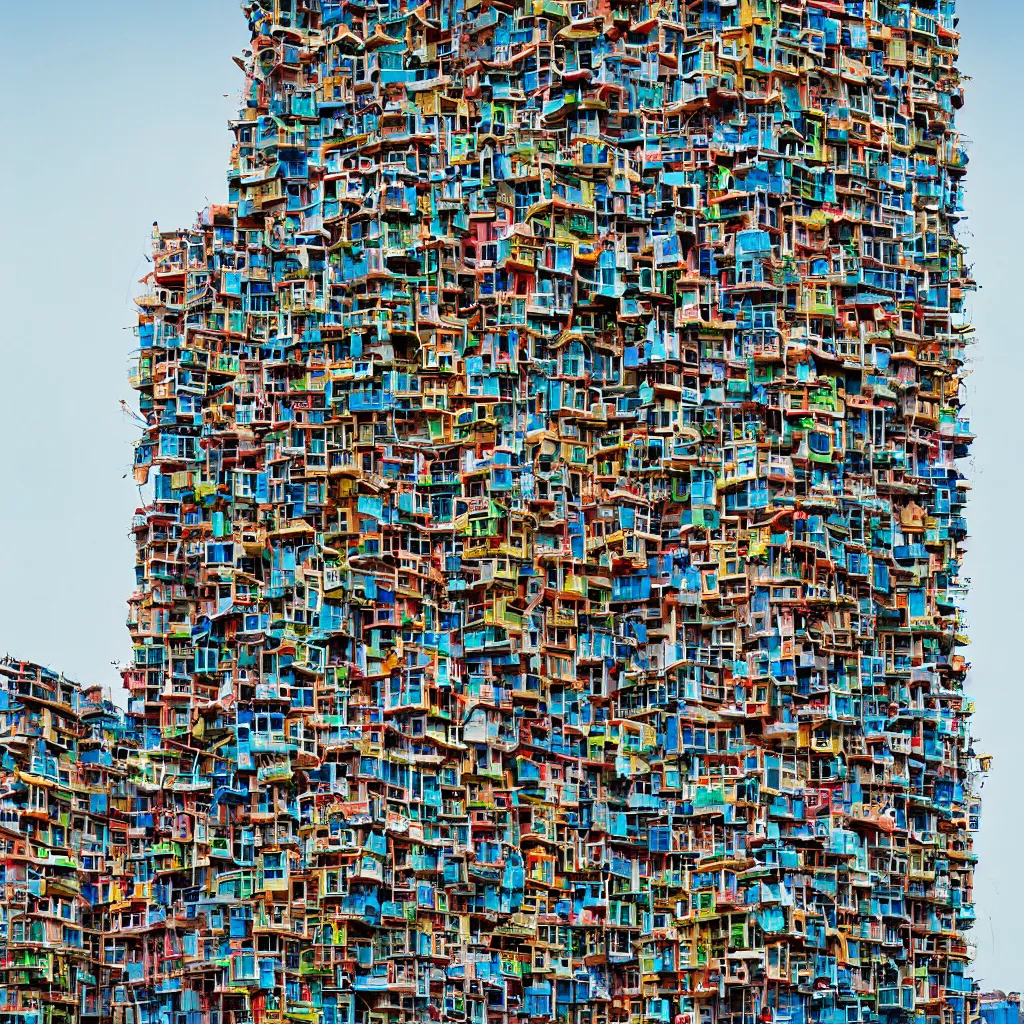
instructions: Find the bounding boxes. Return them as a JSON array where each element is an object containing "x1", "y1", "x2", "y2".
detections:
[{"x1": 123, "y1": 4, "x2": 981, "y2": 1024}]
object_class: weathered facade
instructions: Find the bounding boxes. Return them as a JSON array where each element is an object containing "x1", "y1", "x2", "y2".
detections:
[{"x1": 0, "y1": 2, "x2": 986, "y2": 1024}]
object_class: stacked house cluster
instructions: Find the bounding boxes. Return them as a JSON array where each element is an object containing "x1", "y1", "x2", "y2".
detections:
[{"x1": 3, "y1": 2, "x2": 986, "y2": 1024}]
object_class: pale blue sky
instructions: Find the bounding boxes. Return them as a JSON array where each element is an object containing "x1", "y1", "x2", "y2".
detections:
[{"x1": 0, "y1": 0, "x2": 1019, "y2": 988}]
